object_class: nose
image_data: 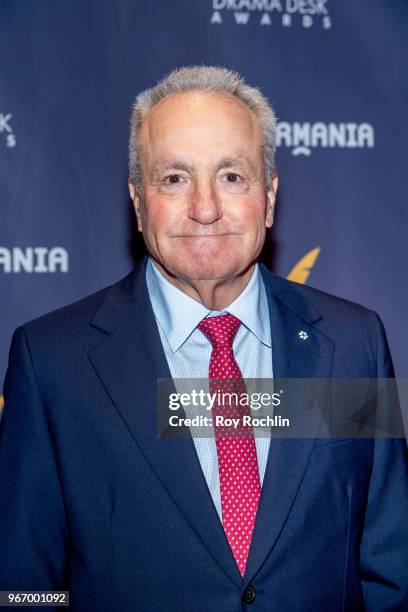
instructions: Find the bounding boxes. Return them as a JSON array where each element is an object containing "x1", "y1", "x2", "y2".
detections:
[{"x1": 187, "y1": 179, "x2": 222, "y2": 225}]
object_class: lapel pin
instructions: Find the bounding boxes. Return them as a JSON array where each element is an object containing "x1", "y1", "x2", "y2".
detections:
[{"x1": 298, "y1": 330, "x2": 308, "y2": 340}]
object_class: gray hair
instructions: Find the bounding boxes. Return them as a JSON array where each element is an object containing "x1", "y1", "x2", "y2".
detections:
[{"x1": 128, "y1": 65, "x2": 277, "y2": 190}]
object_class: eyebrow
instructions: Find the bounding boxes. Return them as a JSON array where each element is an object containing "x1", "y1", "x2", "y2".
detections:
[
  {"x1": 149, "y1": 155, "x2": 258, "y2": 179},
  {"x1": 216, "y1": 156, "x2": 257, "y2": 175},
  {"x1": 150, "y1": 159, "x2": 194, "y2": 177}
]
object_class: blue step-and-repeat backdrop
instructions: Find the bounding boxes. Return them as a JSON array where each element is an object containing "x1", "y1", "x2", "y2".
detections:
[{"x1": 1, "y1": 1, "x2": 407, "y2": 406}]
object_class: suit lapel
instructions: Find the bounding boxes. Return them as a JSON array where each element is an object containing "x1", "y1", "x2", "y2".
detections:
[
  {"x1": 88, "y1": 257, "x2": 243, "y2": 587},
  {"x1": 244, "y1": 265, "x2": 334, "y2": 582}
]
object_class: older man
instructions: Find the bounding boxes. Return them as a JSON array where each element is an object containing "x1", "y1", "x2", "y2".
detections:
[{"x1": 0, "y1": 66, "x2": 407, "y2": 611}]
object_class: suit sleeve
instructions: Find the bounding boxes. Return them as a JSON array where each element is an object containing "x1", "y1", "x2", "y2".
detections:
[
  {"x1": 0, "y1": 327, "x2": 68, "y2": 590},
  {"x1": 360, "y1": 312, "x2": 408, "y2": 609}
]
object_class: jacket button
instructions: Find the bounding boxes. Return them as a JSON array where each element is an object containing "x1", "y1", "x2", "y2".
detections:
[{"x1": 242, "y1": 585, "x2": 256, "y2": 604}]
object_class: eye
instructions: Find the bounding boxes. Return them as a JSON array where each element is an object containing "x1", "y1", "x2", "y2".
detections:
[
  {"x1": 163, "y1": 174, "x2": 184, "y2": 184},
  {"x1": 224, "y1": 173, "x2": 242, "y2": 183},
  {"x1": 158, "y1": 173, "x2": 190, "y2": 194},
  {"x1": 226, "y1": 172, "x2": 241, "y2": 183}
]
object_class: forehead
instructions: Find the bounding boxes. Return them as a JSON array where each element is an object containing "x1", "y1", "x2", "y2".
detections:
[{"x1": 139, "y1": 91, "x2": 263, "y2": 164}]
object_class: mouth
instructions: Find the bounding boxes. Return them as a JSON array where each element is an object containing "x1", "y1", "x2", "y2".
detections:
[{"x1": 173, "y1": 234, "x2": 237, "y2": 238}]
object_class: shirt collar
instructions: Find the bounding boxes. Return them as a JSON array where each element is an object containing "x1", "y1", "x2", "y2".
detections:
[{"x1": 146, "y1": 256, "x2": 271, "y2": 352}]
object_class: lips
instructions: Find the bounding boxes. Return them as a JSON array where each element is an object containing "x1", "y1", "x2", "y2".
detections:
[{"x1": 174, "y1": 234, "x2": 235, "y2": 238}]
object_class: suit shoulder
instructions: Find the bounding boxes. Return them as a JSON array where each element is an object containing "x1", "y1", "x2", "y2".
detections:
[
  {"x1": 260, "y1": 267, "x2": 388, "y2": 374},
  {"x1": 20, "y1": 270, "x2": 135, "y2": 335},
  {"x1": 261, "y1": 265, "x2": 376, "y2": 322}
]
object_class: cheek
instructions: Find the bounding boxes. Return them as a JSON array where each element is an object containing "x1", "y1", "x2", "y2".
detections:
[
  {"x1": 143, "y1": 199, "x2": 179, "y2": 233},
  {"x1": 230, "y1": 196, "x2": 267, "y2": 227}
]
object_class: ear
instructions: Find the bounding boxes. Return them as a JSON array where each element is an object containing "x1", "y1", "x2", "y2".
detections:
[
  {"x1": 265, "y1": 174, "x2": 278, "y2": 228},
  {"x1": 128, "y1": 179, "x2": 143, "y2": 232}
]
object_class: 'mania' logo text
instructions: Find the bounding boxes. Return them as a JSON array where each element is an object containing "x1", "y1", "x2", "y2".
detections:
[
  {"x1": 0, "y1": 247, "x2": 69, "y2": 273},
  {"x1": 277, "y1": 122, "x2": 375, "y2": 156}
]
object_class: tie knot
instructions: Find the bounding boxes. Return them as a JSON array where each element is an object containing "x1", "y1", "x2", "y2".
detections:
[{"x1": 197, "y1": 313, "x2": 241, "y2": 348}]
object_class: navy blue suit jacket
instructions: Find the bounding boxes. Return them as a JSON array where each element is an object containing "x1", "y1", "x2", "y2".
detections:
[{"x1": 0, "y1": 257, "x2": 407, "y2": 610}]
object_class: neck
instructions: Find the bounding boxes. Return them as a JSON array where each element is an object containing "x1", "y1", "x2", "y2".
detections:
[{"x1": 151, "y1": 260, "x2": 256, "y2": 311}]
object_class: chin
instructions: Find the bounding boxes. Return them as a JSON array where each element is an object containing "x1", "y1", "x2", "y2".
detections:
[{"x1": 171, "y1": 257, "x2": 244, "y2": 282}]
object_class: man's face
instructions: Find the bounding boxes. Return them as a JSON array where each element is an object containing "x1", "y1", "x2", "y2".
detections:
[{"x1": 129, "y1": 91, "x2": 278, "y2": 283}]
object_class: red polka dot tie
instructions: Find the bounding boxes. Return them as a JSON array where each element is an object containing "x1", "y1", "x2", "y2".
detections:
[{"x1": 198, "y1": 313, "x2": 261, "y2": 576}]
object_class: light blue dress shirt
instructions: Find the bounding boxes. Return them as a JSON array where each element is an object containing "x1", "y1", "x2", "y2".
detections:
[{"x1": 146, "y1": 257, "x2": 273, "y2": 520}]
